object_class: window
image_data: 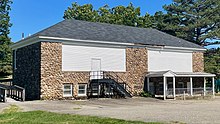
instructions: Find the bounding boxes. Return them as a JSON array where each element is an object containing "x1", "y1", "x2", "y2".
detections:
[
  {"x1": 63, "y1": 84, "x2": 73, "y2": 97},
  {"x1": 78, "y1": 84, "x2": 87, "y2": 96},
  {"x1": 14, "y1": 50, "x2": 17, "y2": 69}
]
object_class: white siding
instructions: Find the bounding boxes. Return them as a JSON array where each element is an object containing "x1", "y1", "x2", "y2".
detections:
[
  {"x1": 148, "y1": 50, "x2": 192, "y2": 72},
  {"x1": 62, "y1": 45, "x2": 126, "y2": 71}
]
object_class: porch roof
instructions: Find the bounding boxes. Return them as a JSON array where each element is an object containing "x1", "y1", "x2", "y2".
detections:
[{"x1": 146, "y1": 70, "x2": 216, "y2": 77}]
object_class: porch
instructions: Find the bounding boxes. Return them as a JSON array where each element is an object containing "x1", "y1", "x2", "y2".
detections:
[{"x1": 146, "y1": 70, "x2": 216, "y2": 100}]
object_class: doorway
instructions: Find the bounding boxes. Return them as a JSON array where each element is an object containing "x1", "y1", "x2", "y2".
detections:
[{"x1": 90, "y1": 58, "x2": 102, "y2": 79}]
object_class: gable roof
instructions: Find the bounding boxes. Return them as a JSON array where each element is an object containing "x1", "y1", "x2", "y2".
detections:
[{"x1": 14, "y1": 19, "x2": 204, "y2": 49}]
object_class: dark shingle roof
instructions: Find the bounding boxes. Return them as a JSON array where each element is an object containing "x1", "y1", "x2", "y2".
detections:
[{"x1": 32, "y1": 19, "x2": 203, "y2": 49}]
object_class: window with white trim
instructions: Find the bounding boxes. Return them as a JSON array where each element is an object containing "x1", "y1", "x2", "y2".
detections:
[
  {"x1": 63, "y1": 84, "x2": 73, "y2": 97},
  {"x1": 78, "y1": 84, "x2": 87, "y2": 96}
]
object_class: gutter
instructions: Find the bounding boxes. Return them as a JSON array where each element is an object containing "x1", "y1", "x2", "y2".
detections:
[{"x1": 10, "y1": 36, "x2": 206, "y2": 52}]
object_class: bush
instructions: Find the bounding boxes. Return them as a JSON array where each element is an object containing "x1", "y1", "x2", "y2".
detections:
[{"x1": 140, "y1": 91, "x2": 153, "y2": 97}]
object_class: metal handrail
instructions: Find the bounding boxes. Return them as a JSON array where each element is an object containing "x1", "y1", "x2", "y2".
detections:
[
  {"x1": 103, "y1": 71, "x2": 132, "y2": 94},
  {"x1": 89, "y1": 71, "x2": 132, "y2": 95}
]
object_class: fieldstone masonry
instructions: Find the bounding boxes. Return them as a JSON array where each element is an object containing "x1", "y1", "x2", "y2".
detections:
[
  {"x1": 106, "y1": 48, "x2": 148, "y2": 95},
  {"x1": 40, "y1": 42, "x2": 91, "y2": 99},
  {"x1": 40, "y1": 42, "x2": 63, "y2": 100},
  {"x1": 13, "y1": 42, "x2": 41, "y2": 100},
  {"x1": 14, "y1": 41, "x2": 204, "y2": 100},
  {"x1": 192, "y1": 52, "x2": 204, "y2": 72},
  {"x1": 40, "y1": 42, "x2": 148, "y2": 99}
]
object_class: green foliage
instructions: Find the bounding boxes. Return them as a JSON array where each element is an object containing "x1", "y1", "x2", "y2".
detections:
[
  {"x1": 161, "y1": 0, "x2": 220, "y2": 46},
  {"x1": 64, "y1": 1, "x2": 220, "y2": 47},
  {"x1": 63, "y1": 2, "x2": 152, "y2": 28},
  {"x1": 0, "y1": 111, "x2": 160, "y2": 124},
  {"x1": 140, "y1": 91, "x2": 153, "y2": 97},
  {"x1": 0, "y1": 0, "x2": 13, "y2": 76},
  {"x1": 204, "y1": 48, "x2": 220, "y2": 78}
]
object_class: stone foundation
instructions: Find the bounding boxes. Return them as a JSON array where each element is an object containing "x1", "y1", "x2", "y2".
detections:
[{"x1": 62, "y1": 72, "x2": 90, "y2": 97}]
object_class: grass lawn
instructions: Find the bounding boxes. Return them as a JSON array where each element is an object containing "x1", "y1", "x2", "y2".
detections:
[{"x1": 0, "y1": 105, "x2": 161, "y2": 124}]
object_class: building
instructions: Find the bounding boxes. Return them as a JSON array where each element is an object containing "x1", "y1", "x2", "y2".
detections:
[{"x1": 11, "y1": 19, "x2": 215, "y2": 100}]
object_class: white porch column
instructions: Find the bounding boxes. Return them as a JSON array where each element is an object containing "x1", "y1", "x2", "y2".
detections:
[
  {"x1": 204, "y1": 77, "x2": 206, "y2": 96},
  {"x1": 147, "y1": 77, "x2": 150, "y2": 92},
  {"x1": 190, "y1": 77, "x2": 193, "y2": 96},
  {"x1": 163, "y1": 76, "x2": 166, "y2": 100},
  {"x1": 212, "y1": 77, "x2": 215, "y2": 96},
  {"x1": 173, "y1": 77, "x2": 176, "y2": 99}
]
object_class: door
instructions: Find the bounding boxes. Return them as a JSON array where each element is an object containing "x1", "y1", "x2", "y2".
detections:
[{"x1": 90, "y1": 58, "x2": 102, "y2": 79}]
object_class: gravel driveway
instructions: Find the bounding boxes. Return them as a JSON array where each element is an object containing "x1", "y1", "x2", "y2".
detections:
[{"x1": 1, "y1": 96, "x2": 220, "y2": 124}]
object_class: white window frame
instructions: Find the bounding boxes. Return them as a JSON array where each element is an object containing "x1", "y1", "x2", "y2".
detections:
[
  {"x1": 14, "y1": 50, "x2": 17, "y2": 69},
  {"x1": 63, "y1": 84, "x2": 73, "y2": 97},
  {"x1": 78, "y1": 84, "x2": 87, "y2": 96}
]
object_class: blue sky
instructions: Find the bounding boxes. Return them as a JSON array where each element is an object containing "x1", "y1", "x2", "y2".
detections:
[
  {"x1": 8, "y1": 0, "x2": 220, "y2": 48},
  {"x1": 9, "y1": 0, "x2": 172, "y2": 42}
]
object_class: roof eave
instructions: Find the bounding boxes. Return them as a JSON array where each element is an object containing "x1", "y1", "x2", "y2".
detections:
[
  {"x1": 10, "y1": 36, "x2": 206, "y2": 52},
  {"x1": 10, "y1": 36, "x2": 137, "y2": 50},
  {"x1": 147, "y1": 46, "x2": 206, "y2": 52},
  {"x1": 10, "y1": 36, "x2": 40, "y2": 50}
]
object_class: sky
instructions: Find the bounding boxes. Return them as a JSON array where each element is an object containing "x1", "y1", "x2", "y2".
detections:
[
  {"x1": 8, "y1": 0, "x2": 220, "y2": 48},
  {"x1": 9, "y1": 0, "x2": 173, "y2": 42}
]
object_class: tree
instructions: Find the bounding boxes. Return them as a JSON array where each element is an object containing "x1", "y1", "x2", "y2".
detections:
[
  {"x1": 0, "y1": 0, "x2": 13, "y2": 77},
  {"x1": 63, "y1": 3, "x2": 98, "y2": 22},
  {"x1": 63, "y1": 2, "x2": 152, "y2": 28},
  {"x1": 152, "y1": 11, "x2": 180, "y2": 36},
  {"x1": 161, "y1": 0, "x2": 220, "y2": 46},
  {"x1": 205, "y1": 48, "x2": 220, "y2": 78}
]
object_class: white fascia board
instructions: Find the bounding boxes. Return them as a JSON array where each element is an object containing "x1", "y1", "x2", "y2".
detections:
[
  {"x1": 10, "y1": 35, "x2": 206, "y2": 51},
  {"x1": 10, "y1": 36, "x2": 136, "y2": 50},
  {"x1": 163, "y1": 71, "x2": 175, "y2": 77},
  {"x1": 147, "y1": 45, "x2": 206, "y2": 52},
  {"x1": 165, "y1": 46, "x2": 206, "y2": 52},
  {"x1": 10, "y1": 36, "x2": 40, "y2": 50},
  {"x1": 175, "y1": 74, "x2": 216, "y2": 77},
  {"x1": 146, "y1": 74, "x2": 163, "y2": 77},
  {"x1": 147, "y1": 74, "x2": 216, "y2": 77},
  {"x1": 39, "y1": 36, "x2": 135, "y2": 46}
]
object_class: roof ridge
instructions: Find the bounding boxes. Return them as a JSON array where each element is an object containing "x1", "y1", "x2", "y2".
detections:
[{"x1": 15, "y1": 19, "x2": 205, "y2": 49}]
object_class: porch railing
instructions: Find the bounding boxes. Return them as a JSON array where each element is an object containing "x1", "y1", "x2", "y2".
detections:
[
  {"x1": 90, "y1": 71, "x2": 104, "y2": 80},
  {"x1": 0, "y1": 86, "x2": 7, "y2": 102},
  {"x1": 167, "y1": 88, "x2": 213, "y2": 96},
  {"x1": 9, "y1": 85, "x2": 25, "y2": 101},
  {"x1": 167, "y1": 88, "x2": 190, "y2": 96}
]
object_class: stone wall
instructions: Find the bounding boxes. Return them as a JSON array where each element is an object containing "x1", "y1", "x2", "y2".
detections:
[
  {"x1": 62, "y1": 72, "x2": 90, "y2": 98},
  {"x1": 13, "y1": 42, "x2": 41, "y2": 100},
  {"x1": 192, "y1": 52, "x2": 204, "y2": 72},
  {"x1": 106, "y1": 48, "x2": 148, "y2": 95},
  {"x1": 14, "y1": 41, "x2": 205, "y2": 100},
  {"x1": 40, "y1": 42, "x2": 63, "y2": 100},
  {"x1": 40, "y1": 42, "x2": 90, "y2": 100},
  {"x1": 40, "y1": 43, "x2": 148, "y2": 99}
]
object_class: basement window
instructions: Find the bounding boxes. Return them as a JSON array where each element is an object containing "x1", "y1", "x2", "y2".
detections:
[
  {"x1": 63, "y1": 84, "x2": 73, "y2": 97},
  {"x1": 78, "y1": 84, "x2": 87, "y2": 96}
]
